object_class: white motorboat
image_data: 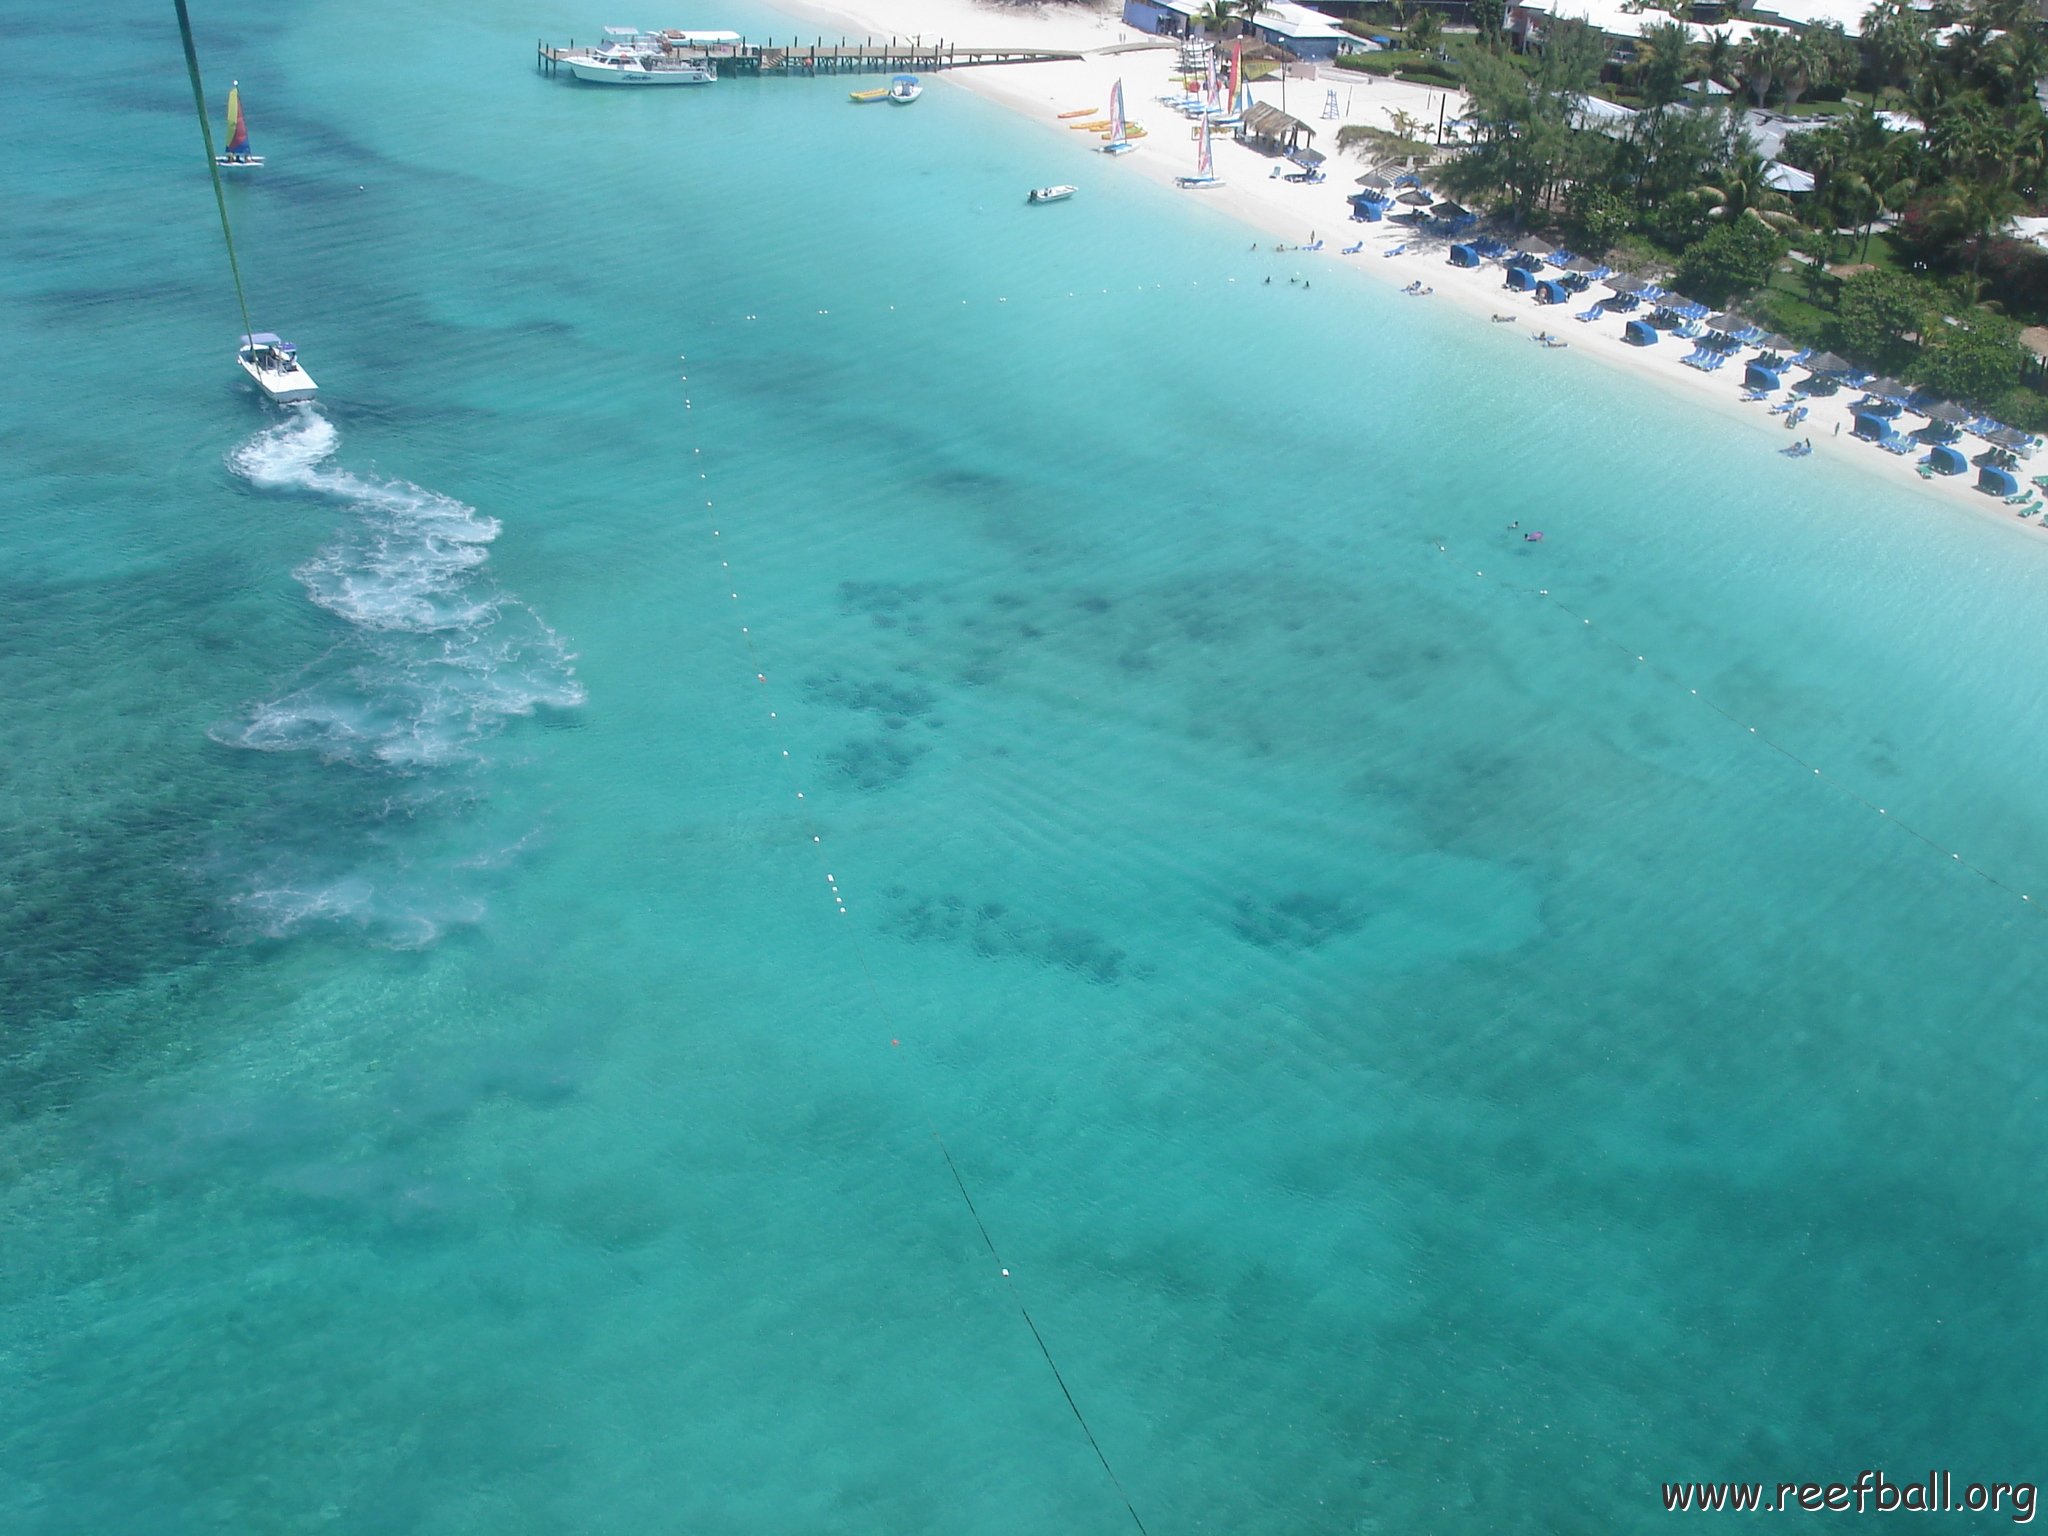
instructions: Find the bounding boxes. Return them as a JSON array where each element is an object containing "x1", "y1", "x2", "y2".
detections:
[
  {"x1": 1027, "y1": 185, "x2": 1077, "y2": 205},
  {"x1": 888, "y1": 74, "x2": 922, "y2": 103},
  {"x1": 237, "y1": 332, "x2": 317, "y2": 403},
  {"x1": 567, "y1": 48, "x2": 716, "y2": 84}
]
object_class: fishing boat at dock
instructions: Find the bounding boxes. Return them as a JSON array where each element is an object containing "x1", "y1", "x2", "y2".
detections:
[{"x1": 562, "y1": 27, "x2": 715, "y2": 85}]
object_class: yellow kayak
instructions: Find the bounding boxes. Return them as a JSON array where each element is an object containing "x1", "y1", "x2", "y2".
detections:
[
  {"x1": 849, "y1": 87, "x2": 889, "y2": 103},
  {"x1": 1068, "y1": 118, "x2": 1112, "y2": 131},
  {"x1": 1056, "y1": 107, "x2": 1097, "y2": 119}
]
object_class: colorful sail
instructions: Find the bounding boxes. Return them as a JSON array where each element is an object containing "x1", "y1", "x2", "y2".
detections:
[
  {"x1": 223, "y1": 81, "x2": 249, "y2": 155},
  {"x1": 1205, "y1": 55, "x2": 1219, "y2": 108},
  {"x1": 1195, "y1": 113, "x2": 1212, "y2": 178},
  {"x1": 1108, "y1": 79, "x2": 1126, "y2": 144}
]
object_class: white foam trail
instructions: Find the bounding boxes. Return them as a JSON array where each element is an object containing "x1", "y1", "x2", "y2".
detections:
[{"x1": 216, "y1": 410, "x2": 582, "y2": 940}]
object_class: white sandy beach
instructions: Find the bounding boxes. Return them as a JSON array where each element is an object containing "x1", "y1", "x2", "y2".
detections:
[{"x1": 762, "y1": 0, "x2": 2047, "y2": 538}]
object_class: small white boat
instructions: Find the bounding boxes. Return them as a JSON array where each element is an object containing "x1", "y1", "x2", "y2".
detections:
[
  {"x1": 213, "y1": 81, "x2": 264, "y2": 168},
  {"x1": 888, "y1": 74, "x2": 921, "y2": 104},
  {"x1": 1027, "y1": 185, "x2": 1077, "y2": 205},
  {"x1": 237, "y1": 332, "x2": 317, "y2": 403}
]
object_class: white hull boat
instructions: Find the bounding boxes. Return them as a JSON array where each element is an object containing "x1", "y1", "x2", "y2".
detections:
[
  {"x1": 1027, "y1": 185, "x2": 1077, "y2": 204},
  {"x1": 567, "y1": 53, "x2": 715, "y2": 84},
  {"x1": 238, "y1": 333, "x2": 317, "y2": 403},
  {"x1": 888, "y1": 74, "x2": 922, "y2": 103}
]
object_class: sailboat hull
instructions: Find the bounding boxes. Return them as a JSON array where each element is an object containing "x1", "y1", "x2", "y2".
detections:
[{"x1": 214, "y1": 155, "x2": 264, "y2": 168}]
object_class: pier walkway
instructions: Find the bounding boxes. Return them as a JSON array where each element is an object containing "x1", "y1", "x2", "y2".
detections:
[{"x1": 538, "y1": 37, "x2": 1083, "y2": 78}]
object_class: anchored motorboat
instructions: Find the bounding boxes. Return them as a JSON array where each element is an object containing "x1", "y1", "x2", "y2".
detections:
[
  {"x1": 1027, "y1": 185, "x2": 1077, "y2": 205},
  {"x1": 564, "y1": 29, "x2": 715, "y2": 84},
  {"x1": 237, "y1": 332, "x2": 317, "y2": 403},
  {"x1": 888, "y1": 74, "x2": 922, "y2": 103}
]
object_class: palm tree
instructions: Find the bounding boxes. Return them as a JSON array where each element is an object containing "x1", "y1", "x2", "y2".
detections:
[
  {"x1": 1698, "y1": 150, "x2": 1801, "y2": 232},
  {"x1": 1700, "y1": 29, "x2": 1736, "y2": 91},
  {"x1": 1860, "y1": 1, "x2": 1930, "y2": 98},
  {"x1": 1404, "y1": 7, "x2": 1444, "y2": 56},
  {"x1": 1472, "y1": 0, "x2": 1507, "y2": 55},
  {"x1": 1925, "y1": 176, "x2": 2023, "y2": 274},
  {"x1": 1195, "y1": 0, "x2": 1236, "y2": 39},
  {"x1": 1737, "y1": 29, "x2": 1795, "y2": 108},
  {"x1": 1631, "y1": 20, "x2": 1695, "y2": 110}
]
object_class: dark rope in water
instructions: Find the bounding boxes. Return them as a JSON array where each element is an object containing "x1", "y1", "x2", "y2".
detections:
[{"x1": 172, "y1": 0, "x2": 255, "y2": 345}]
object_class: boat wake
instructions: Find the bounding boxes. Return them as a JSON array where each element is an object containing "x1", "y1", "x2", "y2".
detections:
[{"x1": 212, "y1": 409, "x2": 583, "y2": 944}]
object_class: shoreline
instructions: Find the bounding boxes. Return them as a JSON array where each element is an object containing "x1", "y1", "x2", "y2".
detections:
[{"x1": 753, "y1": 0, "x2": 2046, "y2": 543}]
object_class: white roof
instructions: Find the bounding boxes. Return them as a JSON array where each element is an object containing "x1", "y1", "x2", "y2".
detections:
[
  {"x1": 1764, "y1": 160, "x2": 1815, "y2": 192},
  {"x1": 1515, "y1": 0, "x2": 1775, "y2": 45},
  {"x1": 1254, "y1": 2, "x2": 1350, "y2": 41},
  {"x1": 1745, "y1": 0, "x2": 1874, "y2": 36}
]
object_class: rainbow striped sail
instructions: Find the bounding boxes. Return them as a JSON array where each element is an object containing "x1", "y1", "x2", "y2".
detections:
[
  {"x1": 223, "y1": 82, "x2": 250, "y2": 156},
  {"x1": 1194, "y1": 112, "x2": 1212, "y2": 177},
  {"x1": 1108, "y1": 80, "x2": 1125, "y2": 143}
]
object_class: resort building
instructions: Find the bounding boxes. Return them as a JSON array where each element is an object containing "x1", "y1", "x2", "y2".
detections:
[{"x1": 1119, "y1": 0, "x2": 1353, "y2": 59}]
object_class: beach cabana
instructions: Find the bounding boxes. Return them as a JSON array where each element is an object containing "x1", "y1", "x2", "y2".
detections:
[
  {"x1": 1535, "y1": 278, "x2": 1569, "y2": 305},
  {"x1": 1347, "y1": 192, "x2": 1386, "y2": 221},
  {"x1": 1239, "y1": 101, "x2": 1317, "y2": 155},
  {"x1": 1979, "y1": 464, "x2": 2020, "y2": 496},
  {"x1": 1449, "y1": 242, "x2": 1481, "y2": 267},
  {"x1": 1744, "y1": 361, "x2": 1783, "y2": 391},
  {"x1": 1926, "y1": 444, "x2": 1969, "y2": 475},
  {"x1": 1852, "y1": 409, "x2": 1892, "y2": 442},
  {"x1": 1505, "y1": 265, "x2": 1537, "y2": 292},
  {"x1": 1624, "y1": 318, "x2": 1658, "y2": 346}
]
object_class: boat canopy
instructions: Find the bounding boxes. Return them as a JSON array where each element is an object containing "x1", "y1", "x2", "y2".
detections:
[{"x1": 239, "y1": 332, "x2": 291, "y2": 348}]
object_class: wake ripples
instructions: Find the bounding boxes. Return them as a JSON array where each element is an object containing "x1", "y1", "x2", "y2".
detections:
[{"x1": 213, "y1": 410, "x2": 583, "y2": 944}]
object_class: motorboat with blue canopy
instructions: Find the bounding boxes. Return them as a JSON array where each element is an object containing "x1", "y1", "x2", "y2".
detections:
[{"x1": 236, "y1": 332, "x2": 316, "y2": 403}]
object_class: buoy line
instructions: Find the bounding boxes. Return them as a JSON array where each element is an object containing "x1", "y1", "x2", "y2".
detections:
[
  {"x1": 1431, "y1": 539, "x2": 2042, "y2": 917},
  {"x1": 677, "y1": 357, "x2": 1151, "y2": 1536}
]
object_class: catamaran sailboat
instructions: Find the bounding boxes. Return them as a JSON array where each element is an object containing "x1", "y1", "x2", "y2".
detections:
[
  {"x1": 213, "y1": 80, "x2": 263, "y2": 167},
  {"x1": 237, "y1": 332, "x2": 317, "y2": 403},
  {"x1": 1099, "y1": 79, "x2": 1135, "y2": 155},
  {"x1": 1176, "y1": 113, "x2": 1222, "y2": 189}
]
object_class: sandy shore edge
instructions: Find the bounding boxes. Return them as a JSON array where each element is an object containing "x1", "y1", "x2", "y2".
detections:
[{"x1": 740, "y1": 0, "x2": 2045, "y2": 542}]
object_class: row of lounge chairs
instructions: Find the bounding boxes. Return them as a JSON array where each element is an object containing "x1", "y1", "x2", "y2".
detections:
[{"x1": 1430, "y1": 230, "x2": 2047, "y2": 461}]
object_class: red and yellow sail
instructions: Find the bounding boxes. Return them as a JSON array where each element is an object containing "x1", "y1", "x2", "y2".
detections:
[{"x1": 223, "y1": 83, "x2": 249, "y2": 155}]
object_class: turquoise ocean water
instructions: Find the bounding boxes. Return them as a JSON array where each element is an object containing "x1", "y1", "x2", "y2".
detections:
[{"x1": 4, "y1": 1, "x2": 2046, "y2": 1528}]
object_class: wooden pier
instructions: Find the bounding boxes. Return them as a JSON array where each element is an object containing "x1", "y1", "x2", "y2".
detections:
[{"x1": 538, "y1": 37, "x2": 1082, "y2": 79}]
